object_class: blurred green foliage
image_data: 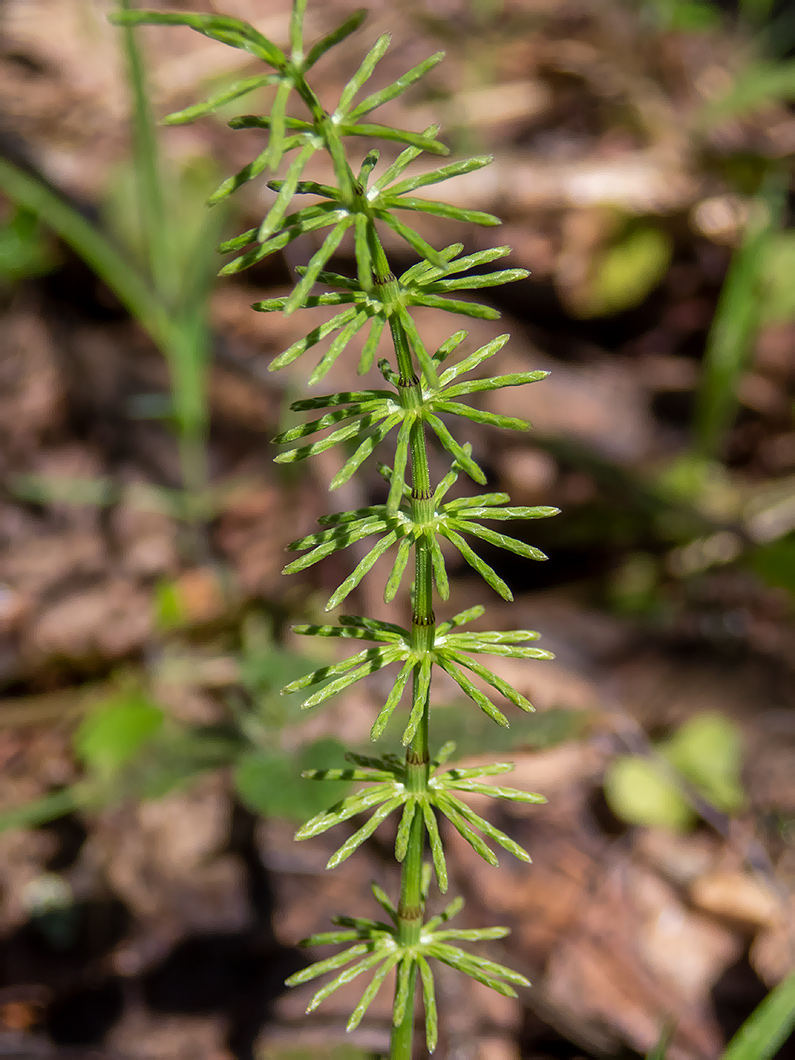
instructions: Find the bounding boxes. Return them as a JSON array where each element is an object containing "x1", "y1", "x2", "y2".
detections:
[
  {"x1": 604, "y1": 712, "x2": 746, "y2": 830},
  {"x1": 0, "y1": 205, "x2": 55, "y2": 281},
  {"x1": 235, "y1": 737, "x2": 350, "y2": 822},
  {"x1": 428, "y1": 703, "x2": 588, "y2": 757},
  {"x1": 0, "y1": 14, "x2": 228, "y2": 554},
  {"x1": 570, "y1": 222, "x2": 673, "y2": 319},
  {"x1": 703, "y1": 60, "x2": 795, "y2": 123},
  {"x1": 694, "y1": 176, "x2": 788, "y2": 461},
  {"x1": 720, "y1": 971, "x2": 795, "y2": 1060},
  {"x1": 640, "y1": 0, "x2": 722, "y2": 31},
  {"x1": 0, "y1": 623, "x2": 349, "y2": 832},
  {"x1": 74, "y1": 689, "x2": 164, "y2": 780},
  {"x1": 749, "y1": 534, "x2": 795, "y2": 596}
]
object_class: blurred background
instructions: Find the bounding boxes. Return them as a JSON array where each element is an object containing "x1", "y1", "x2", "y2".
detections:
[{"x1": 0, "y1": 0, "x2": 793, "y2": 1057}]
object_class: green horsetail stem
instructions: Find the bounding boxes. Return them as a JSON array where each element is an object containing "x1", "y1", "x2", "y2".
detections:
[{"x1": 109, "y1": 3, "x2": 554, "y2": 1054}]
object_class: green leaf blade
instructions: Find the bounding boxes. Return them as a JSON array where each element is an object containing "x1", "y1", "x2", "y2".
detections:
[
  {"x1": 337, "y1": 33, "x2": 392, "y2": 115},
  {"x1": 387, "y1": 155, "x2": 492, "y2": 197},
  {"x1": 305, "y1": 952, "x2": 386, "y2": 1012},
  {"x1": 441, "y1": 526, "x2": 513, "y2": 600},
  {"x1": 295, "y1": 784, "x2": 396, "y2": 840},
  {"x1": 418, "y1": 956, "x2": 439, "y2": 1053},
  {"x1": 392, "y1": 956, "x2": 415, "y2": 1027},
  {"x1": 304, "y1": 9, "x2": 367, "y2": 68},
  {"x1": 454, "y1": 520, "x2": 548, "y2": 562},
  {"x1": 326, "y1": 530, "x2": 400, "y2": 611},
  {"x1": 108, "y1": 10, "x2": 288, "y2": 68},
  {"x1": 349, "y1": 51, "x2": 446, "y2": 120},
  {"x1": 326, "y1": 796, "x2": 404, "y2": 868},
  {"x1": 257, "y1": 141, "x2": 317, "y2": 240},
  {"x1": 384, "y1": 537, "x2": 413, "y2": 604},
  {"x1": 285, "y1": 218, "x2": 353, "y2": 315},
  {"x1": 347, "y1": 954, "x2": 400, "y2": 1031},
  {"x1": 285, "y1": 943, "x2": 371, "y2": 987},
  {"x1": 421, "y1": 799, "x2": 448, "y2": 891},
  {"x1": 424, "y1": 414, "x2": 486, "y2": 484},
  {"x1": 162, "y1": 73, "x2": 277, "y2": 125},
  {"x1": 435, "y1": 656, "x2": 509, "y2": 729},
  {"x1": 720, "y1": 973, "x2": 795, "y2": 1060},
  {"x1": 388, "y1": 196, "x2": 501, "y2": 227},
  {"x1": 330, "y1": 412, "x2": 403, "y2": 489}
]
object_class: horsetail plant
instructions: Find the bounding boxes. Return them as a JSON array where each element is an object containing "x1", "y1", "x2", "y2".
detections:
[{"x1": 110, "y1": 3, "x2": 557, "y2": 1054}]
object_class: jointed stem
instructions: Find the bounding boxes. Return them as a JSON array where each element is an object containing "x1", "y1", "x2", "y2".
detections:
[
  {"x1": 368, "y1": 228, "x2": 434, "y2": 1059},
  {"x1": 390, "y1": 957, "x2": 419, "y2": 1060}
]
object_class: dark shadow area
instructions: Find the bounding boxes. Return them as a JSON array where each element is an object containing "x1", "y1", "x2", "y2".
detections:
[
  {"x1": 520, "y1": 1007, "x2": 643, "y2": 1059},
  {"x1": 142, "y1": 931, "x2": 304, "y2": 1060},
  {"x1": 0, "y1": 896, "x2": 130, "y2": 1047},
  {"x1": 586, "y1": 785, "x2": 630, "y2": 840},
  {"x1": 0, "y1": 898, "x2": 131, "y2": 988},
  {"x1": 40, "y1": 813, "x2": 88, "y2": 873},
  {"x1": 44, "y1": 978, "x2": 125, "y2": 1046},
  {"x1": 140, "y1": 805, "x2": 306, "y2": 1060}
]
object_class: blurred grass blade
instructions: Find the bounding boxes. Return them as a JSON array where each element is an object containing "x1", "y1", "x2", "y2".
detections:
[
  {"x1": 694, "y1": 171, "x2": 786, "y2": 459},
  {"x1": 118, "y1": 0, "x2": 175, "y2": 304},
  {"x1": 720, "y1": 972, "x2": 795, "y2": 1060},
  {"x1": 119, "y1": 6, "x2": 224, "y2": 512},
  {"x1": 0, "y1": 788, "x2": 82, "y2": 833},
  {"x1": 0, "y1": 157, "x2": 167, "y2": 348},
  {"x1": 11, "y1": 474, "x2": 118, "y2": 507},
  {"x1": 646, "y1": 1021, "x2": 675, "y2": 1060},
  {"x1": 703, "y1": 60, "x2": 795, "y2": 123}
]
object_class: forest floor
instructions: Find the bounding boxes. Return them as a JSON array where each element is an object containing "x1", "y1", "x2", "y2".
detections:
[{"x1": 0, "y1": 1, "x2": 794, "y2": 1058}]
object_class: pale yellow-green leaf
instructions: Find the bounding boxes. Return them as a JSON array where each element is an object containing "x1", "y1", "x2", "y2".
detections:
[
  {"x1": 661, "y1": 712, "x2": 746, "y2": 814},
  {"x1": 571, "y1": 224, "x2": 673, "y2": 318},
  {"x1": 603, "y1": 755, "x2": 694, "y2": 831}
]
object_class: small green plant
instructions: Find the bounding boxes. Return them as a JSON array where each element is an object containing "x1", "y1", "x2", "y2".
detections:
[
  {"x1": 0, "y1": 618, "x2": 353, "y2": 835},
  {"x1": 109, "y1": 4, "x2": 556, "y2": 1055},
  {"x1": 0, "y1": 0, "x2": 225, "y2": 558},
  {"x1": 604, "y1": 711, "x2": 746, "y2": 832}
]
